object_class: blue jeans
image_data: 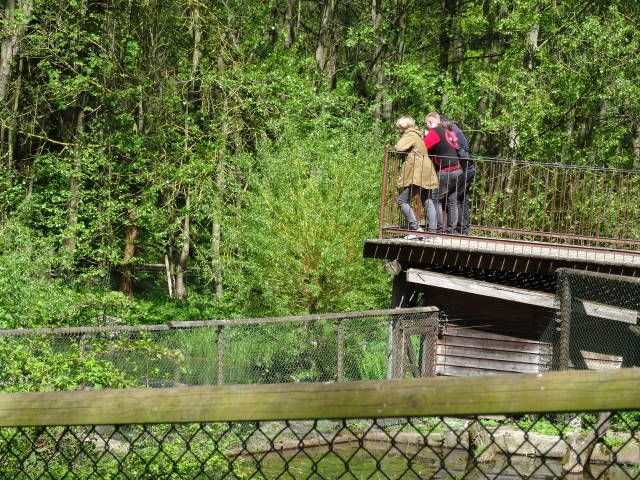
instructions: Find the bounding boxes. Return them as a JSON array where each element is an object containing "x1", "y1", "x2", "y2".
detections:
[
  {"x1": 456, "y1": 164, "x2": 476, "y2": 235},
  {"x1": 431, "y1": 169, "x2": 461, "y2": 233},
  {"x1": 397, "y1": 185, "x2": 437, "y2": 232}
]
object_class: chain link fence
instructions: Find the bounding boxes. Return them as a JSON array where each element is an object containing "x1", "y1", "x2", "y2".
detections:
[
  {"x1": 1, "y1": 370, "x2": 638, "y2": 479},
  {"x1": 541, "y1": 269, "x2": 640, "y2": 372},
  {"x1": 2, "y1": 414, "x2": 639, "y2": 479},
  {"x1": 0, "y1": 308, "x2": 440, "y2": 391}
]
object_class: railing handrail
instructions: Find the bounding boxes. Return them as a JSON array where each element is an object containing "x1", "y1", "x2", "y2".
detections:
[
  {"x1": 1, "y1": 368, "x2": 638, "y2": 426},
  {"x1": 390, "y1": 149, "x2": 640, "y2": 174},
  {"x1": 0, "y1": 306, "x2": 440, "y2": 337},
  {"x1": 382, "y1": 149, "x2": 640, "y2": 249}
]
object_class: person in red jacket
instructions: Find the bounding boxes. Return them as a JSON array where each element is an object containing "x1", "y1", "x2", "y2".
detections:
[{"x1": 423, "y1": 112, "x2": 462, "y2": 233}]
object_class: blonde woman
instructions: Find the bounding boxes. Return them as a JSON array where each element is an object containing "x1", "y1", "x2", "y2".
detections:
[{"x1": 394, "y1": 116, "x2": 438, "y2": 234}]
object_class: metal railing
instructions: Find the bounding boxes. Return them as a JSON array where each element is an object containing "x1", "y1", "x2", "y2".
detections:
[
  {"x1": 0, "y1": 369, "x2": 638, "y2": 479},
  {"x1": 381, "y1": 149, "x2": 640, "y2": 250},
  {"x1": 0, "y1": 307, "x2": 440, "y2": 391}
]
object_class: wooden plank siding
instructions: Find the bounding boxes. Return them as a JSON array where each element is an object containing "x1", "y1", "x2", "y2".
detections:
[
  {"x1": 434, "y1": 322, "x2": 623, "y2": 377},
  {"x1": 436, "y1": 326, "x2": 547, "y2": 376}
]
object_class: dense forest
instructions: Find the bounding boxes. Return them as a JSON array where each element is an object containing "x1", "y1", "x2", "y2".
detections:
[{"x1": 1, "y1": 0, "x2": 639, "y2": 328}]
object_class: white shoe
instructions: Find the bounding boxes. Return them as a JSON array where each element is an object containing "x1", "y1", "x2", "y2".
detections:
[{"x1": 404, "y1": 227, "x2": 424, "y2": 240}]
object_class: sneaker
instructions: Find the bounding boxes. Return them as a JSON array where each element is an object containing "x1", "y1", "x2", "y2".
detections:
[{"x1": 404, "y1": 227, "x2": 424, "y2": 240}]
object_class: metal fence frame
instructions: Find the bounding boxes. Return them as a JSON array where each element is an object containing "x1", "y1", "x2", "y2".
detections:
[
  {"x1": 548, "y1": 268, "x2": 640, "y2": 372},
  {"x1": 0, "y1": 307, "x2": 441, "y2": 389}
]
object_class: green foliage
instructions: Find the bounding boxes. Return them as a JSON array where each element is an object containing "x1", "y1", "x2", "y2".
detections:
[
  {"x1": 0, "y1": 338, "x2": 131, "y2": 392},
  {"x1": 0, "y1": 330, "x2": 194, "y2": 392},
  {"x1": 0, "y1": 424, "x2": 251, "y2": 479},
  {"x1": 0, "y1": 221, "x2": 81, "y2": 328},
  {"x1": 513, "y1": 415, "x2": 564, "y2": 437},
  {"x1": 225, "y1": 116, "x2": 388, "y2": 316},
  {"x1": 0, "y1": 0, "x2": 638, "y2": 350},
  {"x1": 355, "y1": 340, "x2": 387, "y2": 380}
]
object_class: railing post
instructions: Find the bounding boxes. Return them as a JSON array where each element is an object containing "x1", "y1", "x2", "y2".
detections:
[
  {"x1": 217, "y1": 325, "x2": 225, "y2": 385},
  {"x1": 337, "y1": 320, "x2": 345, "y2": 382},
  {"x1": 379, "y1": 145, "x2": 390, "y2": 238}
]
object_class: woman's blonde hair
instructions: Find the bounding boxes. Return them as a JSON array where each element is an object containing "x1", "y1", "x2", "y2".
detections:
[
  {"x1": 396, "y1": 116, "x2": 416, "y2": 132},
  {"x1": 425, "y1": 112, "x2": 440, "y2": 124}
]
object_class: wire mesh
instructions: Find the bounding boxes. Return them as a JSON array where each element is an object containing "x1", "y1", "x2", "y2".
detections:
[
  {"x1": 0, "y1": 309, "x2": 440, "y2": 391},
  {"x1": 1, "y1": 413, "x2": 638, "y2": 479},
  {"x1": 541, "y1": 269, "x2": 640, "y2": 372},
  {"x1": 381, "y1": 150, "x2": 640, "y2": 250}
]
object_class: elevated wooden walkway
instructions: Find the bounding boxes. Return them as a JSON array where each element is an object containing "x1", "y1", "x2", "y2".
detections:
[{"x1": 364, "y1": 235, "x2": 640, "y2": 278}]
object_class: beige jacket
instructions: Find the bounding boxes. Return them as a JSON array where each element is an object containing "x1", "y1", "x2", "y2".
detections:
[{"x1": 394, "y1": 127, "x2": 438, "y2": 189}]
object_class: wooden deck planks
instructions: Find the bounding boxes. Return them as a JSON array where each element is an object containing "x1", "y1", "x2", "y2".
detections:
[{"x1": 364, "y1": 237, "x2": 640, "y2": 277}]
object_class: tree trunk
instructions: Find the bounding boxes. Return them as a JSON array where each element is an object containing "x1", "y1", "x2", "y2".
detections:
[
  {"x1": 563, "y1": 412, "x2": 611, "y2": 474},
  {"x1": 525, "y1": 15, "x2": 540, "y2": 71},
  {"x1": 466, "y1": 419, "x2": 498, "y2": 464},
  {"x1": 471, "y1": 1, "x2": 501, "y2": 155},
  {"x1": 164, "y1": 254, "x2": 174, "y2": 299},
  {"x1": 284, "y1": 0, "x2": 296, "y2": 48},
  {"x1": 371, "y1": 0, "x2": 388, "y2": 120},
  {"x1": 119, "y1": 212, "x2": 138, "y2": 299},
  {"x1": 0, "y1": 0, "x2": 32, "y2": 100},
  {"x1": 438, "y1": 0, "x2": 456, "y2": 72},
  {"x1": 208, "y1": 46, "x2": 232, "y2": 298},
  {"x1": 633, "y1": 124, "x2": 640, "y2": 169},
  {"x1": 174, "y1": 196, "x2": 190, "y2": 300},
  {"x1": 449, "y1": 0, "x2": 464, "y2": 85},
  {"x1": 190, "y1": 5, "x2": 201, "y2": 82},
  {"x1": 5, "y1": 56, "x2": 22, "y2": 167},
  {"x1": 564, "y1": 110, "x2": 575, "y2": 160},
  {"x1": 170, "y1": 3, "x2": 201, "y2": 301},
  {"x1": 212, "y1": 221, "x2": 222, "y2": 297},
  {"x1": 390, "y1": 0, "x2": 407, "y2": 116},
  {"x1": 1, "y1": 0, "x2": 32, "y2": 159},
  {"x1": 1, "y1": 0, "x2": 16, "y2": 101},
  {"x1": 315, "y1": 0, "x2": 337, "y2": 90},
  {"x1": 63, "y1": 106, "x2": 85, "y2": 259}
]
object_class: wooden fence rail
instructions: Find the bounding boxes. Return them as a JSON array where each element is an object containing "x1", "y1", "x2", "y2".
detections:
[{"x1": 1, "y1": 368, "x2": 638, "y2": 427}]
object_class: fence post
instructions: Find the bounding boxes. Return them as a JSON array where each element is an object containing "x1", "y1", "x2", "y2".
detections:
[
  {"x1": 379, "y1": 145, "x2": 390, "y2": 238},
  {"x1": 392, "y1": 318, "x2": 404, "y2": 378},
  {"x1": 387, "y1": 270, "x2": 414, "y2": 379},
  {"x1": 337, "y1": 320, "x2": 345, "y2": 382},
  {"x1": 420, "y1": 314, "x2": 438, "y2": 377},
  {"x1": 217, "y1": 325, "x2": 225, "y2": 385},
  {"x1": 556, "y1": 270, "x2": 572, "y2": 371}
]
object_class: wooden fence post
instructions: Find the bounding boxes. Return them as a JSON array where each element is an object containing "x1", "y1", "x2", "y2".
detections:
[{"x1": 421, "y1": 314, "x2": 438, "y2": 377}]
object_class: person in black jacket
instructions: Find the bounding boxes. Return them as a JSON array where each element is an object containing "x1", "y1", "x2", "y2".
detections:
[{"x1": 440, "y1": 115, "x2": 475, "y2": 235}]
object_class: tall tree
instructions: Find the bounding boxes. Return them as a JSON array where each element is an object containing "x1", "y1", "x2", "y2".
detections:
[{"x1": 315, "y1": 0, "x2": 337, "y2": 89}]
